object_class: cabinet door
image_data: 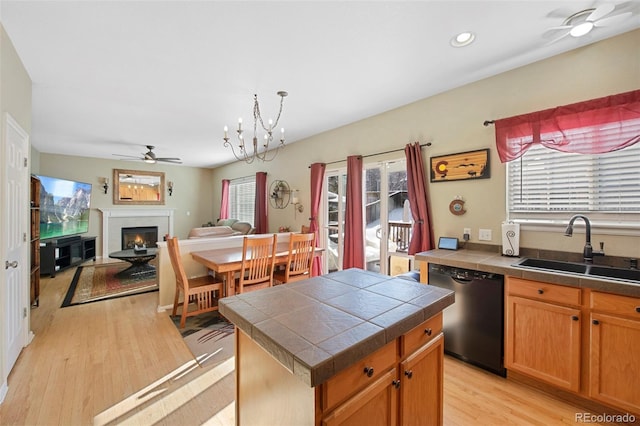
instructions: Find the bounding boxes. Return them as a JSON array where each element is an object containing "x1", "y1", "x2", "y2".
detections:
[
  {"x1": 506, "y1": 296, "x2": 581, "y2": 391},
  {"x1": 322, "y1": 368, "x2": 397, "y2": 426},
  {"x1": 400, "y1": 333, "x2": 443, "y2": 426},
  {"x1": 590, "y1": 313, "x2": 640, "y2": 414}
]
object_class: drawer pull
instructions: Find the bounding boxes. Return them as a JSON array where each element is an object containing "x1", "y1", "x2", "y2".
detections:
[
  {"x1": 571, "y1": 315, "x2": 579, "y2": 321},
  {"x1": 537, "y1": 289, "x2": 544, "y2": 294},
  {"x1": 593, "y1": 319, "x2": 600, "y2": 325},
  {"x1": 636, "y1": 307, "x2": 640, "y2": 313},
  {"x1": 363, "y1": 367, "x2": 374, "y2": 378},
  {"x1": 404, "y1": 370, "x2": 413, "y2": 379},
  {"x1": 424, "y1": 328, "x2": 432, "y2": 336},
  {"x1": 392, "y1": 379, "x2": 401, "y2": 389}
]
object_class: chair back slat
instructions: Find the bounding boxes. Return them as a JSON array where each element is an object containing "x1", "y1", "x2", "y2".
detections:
[
  {"x1": 238, "y1": 235, "x2": 277, "y2": 292},
  {"x1": 286, "y1": 232, "x2": 315, "y2": 281},
  {"x1": 167, "y1": 236, "x2": 189, "y2": 292}
]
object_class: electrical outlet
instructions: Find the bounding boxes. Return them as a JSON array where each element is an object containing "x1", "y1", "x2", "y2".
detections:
[
  {"x1": 463, "y1": 228, "x2": 471, "y2": 241},
  {"x1": 479, "y1": 228, "x2": 492, "y2": 241}
]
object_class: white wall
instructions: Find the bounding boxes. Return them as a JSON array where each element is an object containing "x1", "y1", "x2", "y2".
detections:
[{"x1": 211, "y1": 29, "x2": 640, "y2": 259}]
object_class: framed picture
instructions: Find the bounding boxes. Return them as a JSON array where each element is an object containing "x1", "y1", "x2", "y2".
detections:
[{"x1": 430, "y1": 148, "x2": 490, "y2": 182}]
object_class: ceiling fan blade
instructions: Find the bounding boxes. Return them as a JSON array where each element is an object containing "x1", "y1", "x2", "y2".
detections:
[
  {"x1": 542, "y1": 26, "x2": 572, "y2": 38},
  {"x1": 545, "y1": 29, "x2": 572, "y2": 45},
  {"x1": 113, "y1": 154, "x2": 143, "y2": 159},
  {"x1": 587, "y1": 4, "x2": 615, "y2": 22},
  {"x1": 594, "y1": 11, "x2": 633, "y2": 26},
  {"x1": 156, "y1": 158, "x2": 182, "y2": 164}
]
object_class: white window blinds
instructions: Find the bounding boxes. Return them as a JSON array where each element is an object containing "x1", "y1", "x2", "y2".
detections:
[
  {"x1": 507, "y1": 142, "x2": 640, "y2": 229},
  {"x1": 229, "y1": 176, "x2": 255, "y2": 224}
]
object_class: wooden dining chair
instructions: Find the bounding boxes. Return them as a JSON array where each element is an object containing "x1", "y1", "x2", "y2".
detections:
[
  {"x1": 273, "y1": 232, "x2": 316, "y2": 284},
  {"x1": 301, "y1": 225, "x2": 311, "y2": 234},
  {"x1": 237, "y1": 234, "x2": 278, "y2": 294},
  {"x1": 166, "y1": 236, "x2": 223, "y2": 328}
]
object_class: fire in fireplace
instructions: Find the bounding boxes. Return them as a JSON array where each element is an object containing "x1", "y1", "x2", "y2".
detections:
[{"x1": 121, "y1": 226, "x2": 159, "y2": 250}]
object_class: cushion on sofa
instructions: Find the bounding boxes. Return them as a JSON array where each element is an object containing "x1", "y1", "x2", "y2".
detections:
[
  {"x1": 188, "y1": 226, "x2": 237, "y2": 239},
  {"x1": 231, "y1": 221, "x2": 255, "y2": 235},
  {"x1": 216, "y1": 218, "x2": 238, "y2": 227}
]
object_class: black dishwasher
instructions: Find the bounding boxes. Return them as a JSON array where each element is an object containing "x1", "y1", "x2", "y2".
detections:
[{"x1": 428, "y1": 264, "x2": 506, "y2": 377}]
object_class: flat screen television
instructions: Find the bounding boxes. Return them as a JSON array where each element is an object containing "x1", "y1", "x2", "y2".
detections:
[{"x1": 37, "y1": 175, "x2": 92, "y2": 240}]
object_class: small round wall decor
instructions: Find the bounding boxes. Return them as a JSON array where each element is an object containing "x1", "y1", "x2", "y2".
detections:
[{"x1": 449, "y1": 199, "x2": 466, "y2": 215}]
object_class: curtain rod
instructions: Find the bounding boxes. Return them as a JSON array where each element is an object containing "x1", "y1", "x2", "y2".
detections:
[
  {"x1": 483, "y1": 120, "x2": 495, "y2": 126},
  {"x1": 312, "y1": 142, "x2": 432, "y2": 168}
]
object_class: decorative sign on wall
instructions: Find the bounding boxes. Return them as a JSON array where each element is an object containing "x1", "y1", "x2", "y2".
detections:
[{"x1": 430, "y1": 148, "x2": 490, "y2": 182}]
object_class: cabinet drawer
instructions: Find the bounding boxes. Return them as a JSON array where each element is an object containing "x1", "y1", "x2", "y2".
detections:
[
  {"x1": 591, "y1": 291, "x2": 640, "y2": 318},
  {"x1": 322, "y1": 340, "x2": 397, "y2": 411},
  {"x1": 401, "y1": 313, "x2": 443, "y2": 357},
  {"x1": 507, "y1": 277, "x2": 581, "y2": 306}
]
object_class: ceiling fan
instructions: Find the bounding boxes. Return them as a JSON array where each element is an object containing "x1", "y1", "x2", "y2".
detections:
[
  {"x1": 544, "y1": 3, "x2": 634, "y2": 44},
  {"x1": 113, "y1": 145, "x2": 182, "y2": 164}
]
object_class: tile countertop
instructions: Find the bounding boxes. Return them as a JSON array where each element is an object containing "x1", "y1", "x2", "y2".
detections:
[
  {"x1": 414, "y1": 249, "x2": 640, "y2": 298},
  {"x1": 219, "y1": 268, "x2": 454, "y2": 388}
]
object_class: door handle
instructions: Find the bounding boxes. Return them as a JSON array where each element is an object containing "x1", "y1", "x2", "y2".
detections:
[{"x1": 5, "y1": 260, "x2": 19, "y2": 269}]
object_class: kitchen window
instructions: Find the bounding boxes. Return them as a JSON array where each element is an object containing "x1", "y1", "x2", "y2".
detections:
[
  {"x1": 507, "y1": 138, "x2": 640, "y2": 234},
  {"x1": 229, "y1": 175, "x2": 255, "y2": 224}
]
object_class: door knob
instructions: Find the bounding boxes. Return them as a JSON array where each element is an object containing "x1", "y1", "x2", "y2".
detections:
[{"x1": 5, "y1": 260, "x2": 18, "y2": 269}]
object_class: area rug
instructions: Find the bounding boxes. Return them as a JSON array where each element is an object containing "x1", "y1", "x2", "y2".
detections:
[
  {"x1": 171, "y1": 311, "x2": 235, "y2": 368},
  {"x1": 61, "y1": 263, "x2": 158, "y2": 307}
]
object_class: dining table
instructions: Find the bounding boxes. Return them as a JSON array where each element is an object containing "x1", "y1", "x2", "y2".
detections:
[{"x1": 191, "y1": 241, "x2": 321, "y2": 297}]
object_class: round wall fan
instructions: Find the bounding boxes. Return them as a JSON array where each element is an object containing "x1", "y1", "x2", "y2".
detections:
[
  {"x1": 544, "y1": 3, "x2": 634, "y2": 44},
  {"x1": 113, "y1": 145, "x2": 182, "y2": 164}
]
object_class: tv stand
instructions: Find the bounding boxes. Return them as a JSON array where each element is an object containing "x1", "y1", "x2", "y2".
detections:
[{"x1": 40, "y1": 236, "x2": 96, "y2": 277}]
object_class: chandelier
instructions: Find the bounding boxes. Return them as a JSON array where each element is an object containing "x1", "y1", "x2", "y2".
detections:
[{"x1": 223, "y1": 91, "x2": 287, "y2": 163}]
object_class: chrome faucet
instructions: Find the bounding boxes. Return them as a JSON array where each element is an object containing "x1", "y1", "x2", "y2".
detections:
[{"x1": 564, "y1": 214, "x2": 605, "y2": 263}]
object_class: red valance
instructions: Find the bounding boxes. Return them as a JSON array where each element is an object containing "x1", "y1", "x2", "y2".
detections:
[{"x1": 495, "y1": 90, "x2": 640, "y2": 163}]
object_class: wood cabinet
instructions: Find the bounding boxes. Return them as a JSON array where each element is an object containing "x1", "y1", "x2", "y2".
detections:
[
  {"x1": 505, "y1": 277, "x2": 582, "y2": 392},
  {"x1": 589, "y1": 291, "x2": 640, "y2": 414},
  {"x1": 506, "y1": 276, "x2": 640, "y2": 416},
  {"x1": 321, "y1": 314, "x2": 444, "y2": 426},
  {"x1": 399, "y1": 333, "x2": 443, "y2": 426},
  {"x1": 235, "y1": 313, "x2": 445, "y2": 426},
  {"x1": 30, "y1": 175, "x2": 41, "y2": 307}
]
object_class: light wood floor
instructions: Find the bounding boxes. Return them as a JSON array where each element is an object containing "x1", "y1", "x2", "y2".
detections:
[{"x1": 0, "y1": 262, "x2": 634, "y2": 426}]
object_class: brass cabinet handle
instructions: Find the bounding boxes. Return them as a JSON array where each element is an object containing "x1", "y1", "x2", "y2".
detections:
[
  {"x1": 537, "y1": 289, "x2": 544, "y2": 294},
  {"x1": 571, "y1": 315, "x2": 579, "y2": 321},
  {"x1": 424, "y1": 328, "x2": 432, "y2": 336},
  {"x1": 392, "y1": 379, "x2": 401, "y2": 389},
  {"x1": 404, "y1": 370, "x2": 413, "y2": 379}
]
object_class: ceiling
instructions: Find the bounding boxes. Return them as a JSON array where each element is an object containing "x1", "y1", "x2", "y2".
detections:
[{"x1": 2, "y1": 1, "x2": 639, "y2": 168}]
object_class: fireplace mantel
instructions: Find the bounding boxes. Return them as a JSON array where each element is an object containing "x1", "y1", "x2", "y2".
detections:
[{"x1": 99, "y1": 208, "x2": 175, "y2": 255}]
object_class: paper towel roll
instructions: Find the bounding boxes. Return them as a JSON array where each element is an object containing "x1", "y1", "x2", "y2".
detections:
[{"x1": 502, "y1": 222, "x2": 520, "y2": 256}]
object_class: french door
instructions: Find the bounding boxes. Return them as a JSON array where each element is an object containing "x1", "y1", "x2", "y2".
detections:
[{"x1": 324, "y1": 158, "x2": 410, "y2": 275}]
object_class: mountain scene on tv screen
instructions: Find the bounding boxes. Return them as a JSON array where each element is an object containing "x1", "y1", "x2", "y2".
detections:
[{"x1": 40, "y1": 181, "x2": 91, "y2": 240}]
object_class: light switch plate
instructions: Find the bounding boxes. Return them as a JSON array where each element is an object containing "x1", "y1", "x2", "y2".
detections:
[{"x1": 479, "y1": 228, "x2": 492, "y2": 241}]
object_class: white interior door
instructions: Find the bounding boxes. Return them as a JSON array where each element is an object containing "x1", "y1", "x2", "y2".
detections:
[{"x1": 3, "y1": 113, "x2": 29, "y2": 377}]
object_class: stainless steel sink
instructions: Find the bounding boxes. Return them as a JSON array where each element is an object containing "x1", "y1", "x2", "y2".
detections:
[
  {"x1": 515, "y1": 258, "x2": 588, "y2": 274},
  {"x1": 513, "y1": 258, "x2": 640, "y2": 284}
]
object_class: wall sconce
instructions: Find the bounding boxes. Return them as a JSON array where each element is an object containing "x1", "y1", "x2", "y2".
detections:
[
  {"x1": 102, "y1": 177, "x2": 109, "y2": 194},
  {"x1": 167, "y1": 181, "x2": 173, "y2": 196},
  {"x1": 291, "y1": 189, "x2": 304, "y2": 213}
]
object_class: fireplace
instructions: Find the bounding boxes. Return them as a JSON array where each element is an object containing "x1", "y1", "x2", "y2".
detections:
[{"x1": 121, "y1": 226, "x2": 159, "y2": 250}]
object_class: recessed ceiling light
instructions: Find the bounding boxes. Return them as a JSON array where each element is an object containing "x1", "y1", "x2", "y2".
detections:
[{"x1": 451, "y1": 31, "x2": 475, "y2": 47}]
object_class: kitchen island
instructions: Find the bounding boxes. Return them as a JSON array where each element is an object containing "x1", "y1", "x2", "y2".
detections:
[{"x1": 219, "y1": 268, "x2": 455, "y2": 425}]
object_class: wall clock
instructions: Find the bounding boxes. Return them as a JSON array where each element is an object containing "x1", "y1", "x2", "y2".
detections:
[{"x1": 449, "y1": 199, "x2": 466, "y2": 215}]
